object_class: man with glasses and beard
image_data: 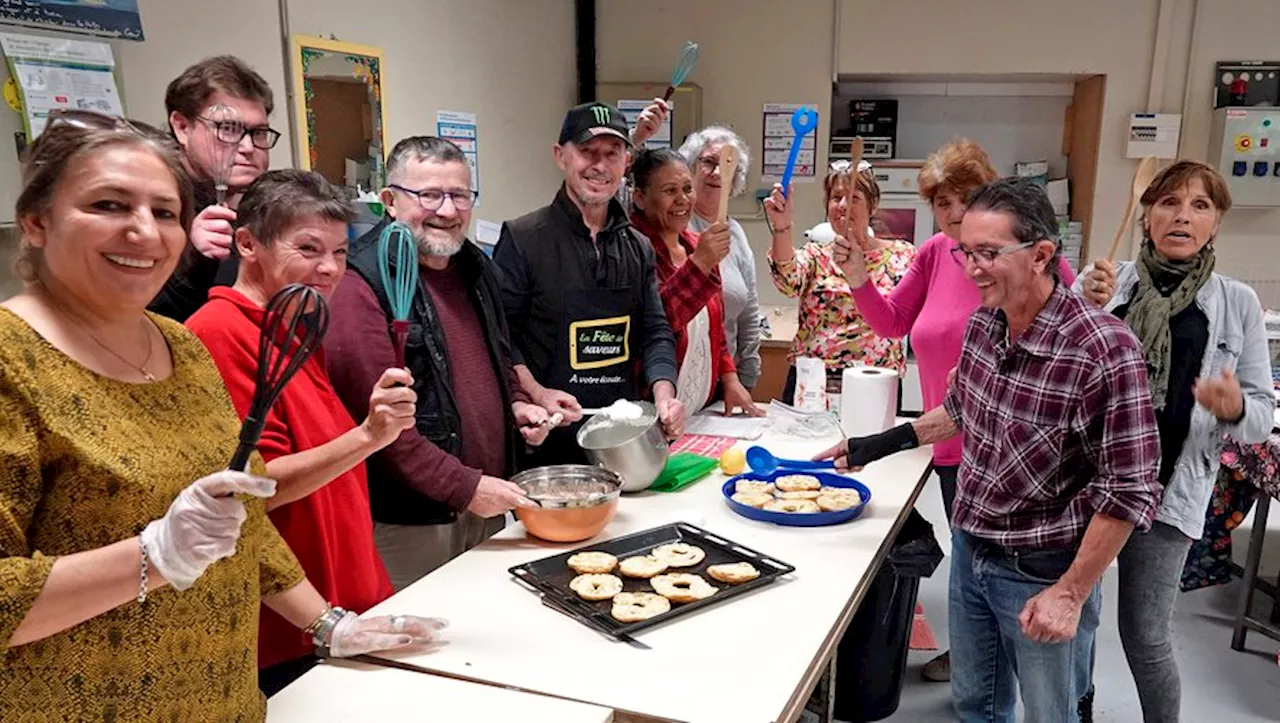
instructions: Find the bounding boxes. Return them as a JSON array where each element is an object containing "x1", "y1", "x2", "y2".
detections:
[
  {"x1": 325, "y1": 136, "x2": 555, "y2": 591},
  {"x1": 149, "y1": 56, "x2": 283, "y2": 322}
]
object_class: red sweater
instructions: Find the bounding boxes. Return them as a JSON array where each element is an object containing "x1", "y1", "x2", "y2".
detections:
[
  {"x1": 632, "y1": 214, "x2": 735, "y2": 407},
  {"x1": 188, "y1": 287, "x2": 392, "y2": 669}
]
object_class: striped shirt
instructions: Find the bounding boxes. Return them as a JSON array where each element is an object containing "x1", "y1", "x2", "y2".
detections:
[{"x1": 943, "y1": 282, "x2": 1161, "y2": 550}]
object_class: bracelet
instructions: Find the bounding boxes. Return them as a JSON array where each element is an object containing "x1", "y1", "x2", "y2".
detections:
[
  {"x1": 307, "y1": 605, "x2": 349, "y2": 650},
  {"x1": 771, "y1": 225, "x2": 792, "y2": 235},
  {"x1": 138, "y1": 538, "x2": 150, "y2": 604},
  {"x1": 303, "y1": 603, "x2": 333, "y2": 638}
]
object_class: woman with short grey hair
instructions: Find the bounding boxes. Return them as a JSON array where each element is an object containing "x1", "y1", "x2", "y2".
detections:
[{"x1": 679, "y1": 126, "x2": 763, "y2": 393}]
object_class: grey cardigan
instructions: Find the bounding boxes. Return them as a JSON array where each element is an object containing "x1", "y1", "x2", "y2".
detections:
[{"x1": 1073, "y1": 263, "x2": 1274, "y2": 539}]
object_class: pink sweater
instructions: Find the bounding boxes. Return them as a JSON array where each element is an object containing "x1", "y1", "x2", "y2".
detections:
[{"x1": 850, "y1": 232, "x2": 1077, "y2": 465}]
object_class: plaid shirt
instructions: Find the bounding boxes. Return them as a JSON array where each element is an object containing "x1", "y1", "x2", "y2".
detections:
[{"x1": 943, "y1": 283, "x2": 1161, "y2": 550}]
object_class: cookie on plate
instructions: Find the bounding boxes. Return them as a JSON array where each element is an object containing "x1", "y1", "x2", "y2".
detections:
[
  {"x1": 816, "y1": 492, "x2": 863, "y2": 512},
  {"x1": 775, "y1": 474, "x2": 822, "y2": 492},
  {"x1": 651, "y1": 542, "x2": 706, "y2": 567},
  {"x1": 568, "y1": 573, "x2": 623, "y2": 601},
  {"x1": 731, "y1": 491, "x2": 774, "y2": 508},
  {"x1": 764, "y1": 498, "x2": 821, "y2": 514},
  {"x1": 706, "y1": 562, "x2": 761, "y2": 584},
  {"x1": 735, "y1": 479, "x2": 776, "y2": 496},
  {"x1": 651, "y1": 573, "x2": 718, "y2": 604},
  {"x1": 776, "y1": 489, "x2": 822, "y2": 500},
  {"x1": 567, "y1": 551, "x2": 618, "y2": 575},
  {"x1": 611, "y1": 592, "x2": 671, "y2": 622},
  {"x1": 619, "y1": 555, "x2": 668, "y2": 578}
]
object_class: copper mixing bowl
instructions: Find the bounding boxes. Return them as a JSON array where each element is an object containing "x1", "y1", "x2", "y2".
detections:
[{"x1": 512, "y1": 465, "x2": 622, "y2": 542}]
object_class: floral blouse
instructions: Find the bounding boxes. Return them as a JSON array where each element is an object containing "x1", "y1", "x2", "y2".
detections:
[{"x1": 769, "y1": 239, "x2": 916, "y2": 374}]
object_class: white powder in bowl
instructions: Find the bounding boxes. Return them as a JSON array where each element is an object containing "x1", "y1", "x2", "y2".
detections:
[{"x1": 604, "y1": 399, "x2": 643, "y2": 420}]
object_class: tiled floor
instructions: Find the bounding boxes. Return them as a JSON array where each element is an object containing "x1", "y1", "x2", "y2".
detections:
[{"x1": 871, "y1": 473, "x2": 1280, "y2": 723}]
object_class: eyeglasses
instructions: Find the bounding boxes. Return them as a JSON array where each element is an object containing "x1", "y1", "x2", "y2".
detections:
[
  {"x1": 949, "y1": 241, "x2": 1037, "y2": 269},
  {"x1": 389, "y1": 184, "x2": 479, "y2": 211},
  {"x1": 696, "y1": 156, "x2": 719, "y2": 173},
  {"x1": 830, "y1": 159, "x2": 873, "y2": 174},
  {"x1": 198, "y1": 116, "x2": 282, "y2": 150}
]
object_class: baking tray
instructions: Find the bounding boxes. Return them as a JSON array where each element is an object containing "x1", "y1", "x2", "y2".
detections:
[
  {"x1": 722, "y1": 470, "x2": 871, "y2": 527},
  {"x1": 509, "y1": 522, "x2": 795, "y2": 641}
]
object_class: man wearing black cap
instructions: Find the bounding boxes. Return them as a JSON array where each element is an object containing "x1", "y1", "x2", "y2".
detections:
[{"x1": 493, "y1": 102, "x2": 685, "y2": 467}]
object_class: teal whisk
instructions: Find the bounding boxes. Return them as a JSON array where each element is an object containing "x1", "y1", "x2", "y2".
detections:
[
  {"x1": 376, "y1": 221, "x2": 419, "y2": 368},
  {"x1": 662, "y1": 41, "x2": 700, "y2": 102}
]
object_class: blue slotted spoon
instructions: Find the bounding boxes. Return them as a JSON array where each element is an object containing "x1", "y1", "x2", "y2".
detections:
[
  {"x1": 780, "y1": 107, "x2": 819, "y2": 198},
  {"x1": 376, "y1": 221, "x2": 419, "y2": 368},
  {"x1": 662, "y1": 41, "x2": 700, "y2": 102}
]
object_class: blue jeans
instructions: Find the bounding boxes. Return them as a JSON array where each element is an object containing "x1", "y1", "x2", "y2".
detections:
[{"x1": 949, "y1": 530, "x2": 1101, "y2": 723}]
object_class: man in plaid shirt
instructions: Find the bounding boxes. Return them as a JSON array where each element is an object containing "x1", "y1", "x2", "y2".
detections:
[{"x1": 818, "y1": 178, "x2": 1160, "y2": 722}]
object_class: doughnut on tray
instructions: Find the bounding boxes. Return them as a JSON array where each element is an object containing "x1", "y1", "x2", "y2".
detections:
[{"x1": 509, "y1": 522, "x2": 795, "y2": 641}]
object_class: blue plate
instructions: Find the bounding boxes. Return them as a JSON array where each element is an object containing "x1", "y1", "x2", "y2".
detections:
[{"x1": 722, "y1": 470, "x2": 872, "y2": 527}]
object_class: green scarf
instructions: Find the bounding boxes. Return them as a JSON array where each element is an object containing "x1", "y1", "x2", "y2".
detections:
[{"x1": 1124, "y1": 241, "x2": 1215, "y2": 409}]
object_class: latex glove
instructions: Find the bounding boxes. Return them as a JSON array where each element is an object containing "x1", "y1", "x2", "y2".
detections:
[
  {"x1": 653, "y1": 381, "x2": 686, "y2": 438},
  {"x1": 327, "y1": 612, "x2": 448, "y2": 658},
  {"x1": 691, "y1": 221, "x2": 732, "y2": 273},
  {"x1": 189, "y1": 204, "x2": 237, "y2": 261},
  {"x1": 514, "y1": 401, "x2": 552, "y2": 446},
  {"x1": 1019, "y1": 584, "x2": 1084, "y2": 644},
  {"x1": 362, "y1": 368, "x2": 417, "y2": 448},
  {"x1": 141, "y1": 470, "x2": 276, "y2": 590},
  {"x1": 629, "y1": 98, "x2": 670, "y2": 147},
  {"x1": 534, "y1": 387, "x2": 583, "y2": 424},
  {"x1": 812, "y1": 423, "x2": 919, "y2": 472},
  {"x1": 468, "y1": 475, "x2": 536, "y2": 518},
  {"x1": 1194, "y1": 369, "x2": 1246, "y2": 423},
  {"x1": 1081, "y1": 258, "x2": 1117, "y2": 308}
]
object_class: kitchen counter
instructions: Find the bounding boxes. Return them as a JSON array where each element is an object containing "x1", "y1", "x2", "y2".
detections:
[
  {"x1": 308, "y1": 415, "x2": 934, "y2": 723},
  {"x1": 268, "y1": 658, "x2": 614, "y2": 722}
]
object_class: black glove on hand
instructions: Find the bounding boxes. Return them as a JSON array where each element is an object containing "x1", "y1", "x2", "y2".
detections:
[{"x1": 846, "y1": 423, "x2": 919, "y2": 468}]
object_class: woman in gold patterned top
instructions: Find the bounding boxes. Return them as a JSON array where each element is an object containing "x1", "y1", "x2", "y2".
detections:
[{"x1": 0, "y1": 111, "x2": 445, "y2": 721}]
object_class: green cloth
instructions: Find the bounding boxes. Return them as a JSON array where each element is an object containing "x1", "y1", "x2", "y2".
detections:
[
  {"x1": 1125, "y1": 241, "x2": 1215, "y2": 409},
  {"x1": 650, "y1": 452, "x2": 720, "y2": 492}
]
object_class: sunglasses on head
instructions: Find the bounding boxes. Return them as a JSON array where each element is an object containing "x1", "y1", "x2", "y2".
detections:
[
  {"x1": 43, "y1": 109, "x2": 168, "y2": 140},
  {"x1": 829, "y1": 159, "x2": 873, "y2": 174}
]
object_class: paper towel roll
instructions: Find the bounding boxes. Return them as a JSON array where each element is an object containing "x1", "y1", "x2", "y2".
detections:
[{"x1": 839, "y1": 366, "x2": 900, "y2": 438}]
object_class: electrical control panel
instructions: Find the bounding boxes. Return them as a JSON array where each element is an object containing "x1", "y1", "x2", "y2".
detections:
[{"x1": 1208, "y1": 107, "x2": 1280, "y2": 207}]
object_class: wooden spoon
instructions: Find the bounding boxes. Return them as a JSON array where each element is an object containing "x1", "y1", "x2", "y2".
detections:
[
  {"x1": 716, "y1": 144, "x2": 739, "y2": 223},
  {"x1": 1106, "y1": 156, "x2": 1158, "y2": 261},
  {"x1": 844, "y1": 137, "x2": 865, "y2": 238}
]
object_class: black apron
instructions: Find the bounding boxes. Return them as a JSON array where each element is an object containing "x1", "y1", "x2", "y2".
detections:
[{"x1": 526, "y1": 284, "x2": 640, "y2": 467}]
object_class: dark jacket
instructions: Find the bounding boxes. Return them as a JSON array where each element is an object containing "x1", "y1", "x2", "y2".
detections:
[
  {"x1": 148, "y1": 184, "x2": 240, "y2": 322},
  {"x1": 343, "y1": 218, "x2": 522, "y2": 525},
  {"x1": 493, "y1": 185, "x2": 678, "y2": 390}
]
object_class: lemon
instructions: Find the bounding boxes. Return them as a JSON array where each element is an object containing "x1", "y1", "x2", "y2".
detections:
[{"x1": 719, "y1": 448, "x2": 746, "y2": 475}]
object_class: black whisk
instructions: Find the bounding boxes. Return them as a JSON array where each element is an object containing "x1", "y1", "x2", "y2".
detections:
[{"x1": 228, "y1": 284, "x2": 330, "y2": 472}]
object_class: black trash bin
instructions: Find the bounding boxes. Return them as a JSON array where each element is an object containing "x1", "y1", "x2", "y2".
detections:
[{"x1": 833, "y1": 509, "x2": 945, "y2": 722}]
